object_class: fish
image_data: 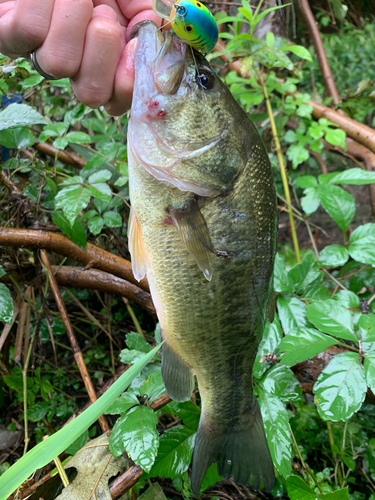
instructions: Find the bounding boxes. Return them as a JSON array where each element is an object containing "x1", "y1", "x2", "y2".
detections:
[{"x1": 127, "y1": 20, "x2": 277, "y2": 494}]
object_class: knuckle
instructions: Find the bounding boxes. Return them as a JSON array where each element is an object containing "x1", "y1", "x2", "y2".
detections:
[
  {"x1": 75, "y1": 86, "x2": 112, "y2": 109},
  {"x1": 42, "y1": 52, "x2": 80, "y2": 79},
  {"x1": 91, "y1": 18, "x2": 122, "y2": 42}
]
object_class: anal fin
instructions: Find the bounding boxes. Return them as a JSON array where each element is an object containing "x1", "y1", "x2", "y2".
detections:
[
  {"x1": 169, "y1": 199, "x2": 213, "y2": 281},
  {"x1": 162, "y1": 341, "x2": 195, "y2": 402},
  {"x1": 128, "y1": 208, "x2": 151, "y2": 282}
]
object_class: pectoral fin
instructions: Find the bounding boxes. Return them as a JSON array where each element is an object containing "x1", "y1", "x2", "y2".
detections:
[
  {"x1": 128, "y1": 208, "x2": 151, "y2": 282},
  {"x1": 162, "y1": 341, "x2": 195, "y2": 402},
  {"x1": 169, "y1": 199, "x2": 213, "y2": 281}
]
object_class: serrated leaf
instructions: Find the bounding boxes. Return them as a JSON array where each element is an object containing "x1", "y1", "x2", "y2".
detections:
[
  {"x1": 145, "y1": 425, "x2": 195, "y2": 480},
  {"x1": 55, "y1": 185, "x2": 91, "y2": 226},
  {"x1": 140, "y1": 370, "x2": 165, "y2": 403},
  {"x1": 277, "y1": 327, "x2": 337, "y2": 367},
  {"x1": 301, "y1": 187, "x2": 320, "y2": 215},
  {"x1": 287, "y1": 475, "x2": 316, "y2": 500},
  {"x1": 103, "y1": 211, "x2": 122, "y2": 227},
  {"x1": 88, "y1": 216, "x2": 104, "y2": 236},
  {"x1": 333, "y1": 290, "x2": 360, "y2": 309},
  {"x1": 254, "y1": 315, "x2": 283, "y2": 378},
  {"x1": 359, "y1": 314, "x2": 375, "y2": 353},
  {"x1": 287, "y1": 142, "x2": 309, "y2": 168},
  {"x1": 322, "y1": 168, "x2": 375, "y2": 185},
  {"x1": 109, "y1": 405, "x2": 159, "y2": 472},
  {"x1": 364, "y1": 353, "x2": 375, "y2": 394},
  {"x1": 320, "y1": 487, "x2": 350, "y2": 500},
  {"x1": 317, "y1": 185, "x2": 355, "y2": 232},
  {"x1": 163, "y1": 401, "x2": 201, "y2": 430},
  {"x1": 28, "y1": 402, "x2": 49, "y2": 422},
  {"x1": 88, "y1": 170, "x2": 112, "y2": 184},
  {"x1": 259, "y1": 391, "x2": 292, "y2": 478},
  {"x1": 53, "y1": 137, "x2": 69, "y2": 150},
  {"x1": 313, "y1": 352, "x2": 366, "y2": 421},
  {"x1": 289, "y1": 253, "x2": 321, "y2": 291},
  {"x1": 319, "y1": 245, "x2": 349, "y2": 267},
  {"x1": 277, "y1": 296, "x2": 307, "y2": 335},
  {"x1": 306, "y1": 300, "x2": 357, "y2": 342},
  {"x1": 0, "y1": 283, "x2": 13, "y2": 324},
  {"x1": 51, "y1": 212, "x2": 87, "y2": 249},
  {"x1": 126, "y1": 332, "x2": 152, "y2": 353},
  {"x1": 260, "y1": 365, "x2": 302, "y2": 402},
  {"x1": 274, "y1": 253, "x2": 294, "y2": 293},
  {"x1": 0, "y1": 127, "x2": 35, "y2": 148},
  {"x1": 348, "y1": 223, "x2": 375, "y2": 265},
  {"x1": 87, "y1": 183, "x2": 111, "y2": 203},
  {"x1": 325, "y1": 128, "x2": 346, "y2": 149},
  {"x1": 295, "y1": 175, "x2": 317, "y2": 188},
  {"x1": 66, "y1": 131, "x2": 91, "y2": 144},
  {"x1": 0, "y1": 103, "x2": 46, "y2": 130},
  {"x1": 105, "y1": 390, "x2": 139, "y2": 415}
]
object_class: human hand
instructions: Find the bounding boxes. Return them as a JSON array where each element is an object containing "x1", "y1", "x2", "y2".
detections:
[{"x1": 0, "y1": 1, "x2": 161, "y2": 114}]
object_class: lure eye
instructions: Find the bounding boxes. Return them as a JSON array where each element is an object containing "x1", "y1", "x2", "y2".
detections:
[
  {"x1": 195, "y1": 1, "x2": 202, "y2": 7},
  {"x1": 185, "y1": 24, "x2": 193, "y2": 32},
  {"x1": 176, "y1": 4, "x2": 187, "y2": 17},
  {"x1": 196, "y1": 70, "x2": 215, "y2": 90}
]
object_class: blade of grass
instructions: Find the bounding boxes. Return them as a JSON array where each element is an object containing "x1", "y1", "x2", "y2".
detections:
[{"x1": 0, "y1": 344, "x2": 161, "y2": 500}]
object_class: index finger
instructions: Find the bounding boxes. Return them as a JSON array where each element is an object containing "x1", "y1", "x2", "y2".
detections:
[{"x1": 0, "y1": 0, "x2": 54, "y2": 57}]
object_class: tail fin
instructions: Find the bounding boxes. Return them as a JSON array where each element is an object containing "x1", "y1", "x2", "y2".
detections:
[{"x1": 190, "y1": 400, "x2": 275, "y2": 494}]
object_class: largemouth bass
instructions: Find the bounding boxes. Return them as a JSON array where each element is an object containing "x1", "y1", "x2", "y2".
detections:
[{"x1": 128, "y1": 20, "x2": 277, "y2": 493}]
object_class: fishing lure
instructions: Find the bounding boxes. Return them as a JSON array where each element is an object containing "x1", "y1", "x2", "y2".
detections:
[{"x1": 152, "y1": 0, "x2": 219, "y2": 54}]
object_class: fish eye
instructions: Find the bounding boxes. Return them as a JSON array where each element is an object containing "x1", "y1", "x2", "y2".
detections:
[
  {"x1": 196, "y1": 70, "x2": 215, "y2": 90},
  {"x1": 185, "y1": 24, "x2": 193, "y2": 32}
]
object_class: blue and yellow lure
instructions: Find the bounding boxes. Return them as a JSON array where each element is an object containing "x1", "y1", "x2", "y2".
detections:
[{"x1": 152, "y1": 0, "x2": 219, "y2": 54}]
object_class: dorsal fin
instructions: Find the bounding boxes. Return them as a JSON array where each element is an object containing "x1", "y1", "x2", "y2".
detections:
[
  {"x1": 128, "y1": 208, "x2": 151, "y2": 282},
  {"x1": 169, "y1": 199, "x2": 213, "y2": 281}
]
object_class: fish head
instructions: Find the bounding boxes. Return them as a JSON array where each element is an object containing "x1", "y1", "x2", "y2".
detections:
[{"x1": 129, "y1": 21, "x2": 253, "y2": 196}]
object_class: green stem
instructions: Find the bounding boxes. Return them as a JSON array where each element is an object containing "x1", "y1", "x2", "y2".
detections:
[
  {"x1": 260, "y1": 74, "x2": 300, "y2": 262},
  {"x1": 22, "y1": 323, "x2": 38, "y2": 456},
  {"x1": 327, "y1": 421, "x2": 343, "y2": 487},
  {"x1": 123, "y1": 298, "x2": 145, "y2": 338},
  {"x1": 290, "y1": 429, "x2": 310, "y2": 486}
]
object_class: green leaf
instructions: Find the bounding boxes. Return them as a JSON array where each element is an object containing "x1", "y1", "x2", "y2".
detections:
[
  {"x1": 0, "y1": 103, "x2": 46, "y2": 131},
  {"x1": 126, "y1": 332, "x2": 152, "y2": 353},
  {"x1": 317, "y1": 184, "x2": 355, "y2": 232},
  {"x1": 0, "y1": 283, "x2": 13, "y2": 324},
  {"x1": 87, "y1": 183, "x2": 111, "y2": 203},
  {"x1": 109, "y1": 405, "x2": 159, "y2": 472},
  {"x1": 105, "y1": 390, "x2": 139, "y2": 415},
  {"x1": 286, "y1": 45, "x2": 312, "y2": 61},
  {"x1": 319, "y1": 245, "x2": 349, "y2": 267},
  {"x1": 88, "y1": 216, "x2": 104, "y2": 236},
  {"x1": 0, "y1": 127, "x2": 35, "y2": 148},
  {"x1": 287, "y1": 475, "x2": 316, "y2": 500},
  {"x1": 364, "y1": 353, "x2": 375, "y2": 394},
  {"x1": 325, "y1": 128, "x2": 346, "y2": 149},
  {"x1": 320, "y1": 487, "x2": 350, "y2": 500},
  {"x1": 65, "y1": 430, "x2": 88, "y2": 455},
  {"x1": 0, "y1": 345, "x2": 160, "y2": 499},
  {"x1": 300, "y1": 284, "x2": 331, "y2": 300},
  {"x1": 103, "y1": 211, "x2": 122, "y2": 227},
  {"x1": 277, "y1": 328, "x2": 337, "y2": 367},
  {"x1": 333, "y1": 290, "x2": 360, "y2": 309},
  {"x1": 200, "y1": 463, "x2": 222, "y2": 493},
  {"x1": 295, "y1": 175, "x2": 317, "y2": 188},
  {"x1": 66, "y1": 131, "x2": 91, "y2": 144},
  {"x1": 274, "y1": 253, "x2": 294, "y2": 293},
  {"x1": 321, "y1": 168, "x2": 375, "y2": 185},
  {"x1": 28, "y1": 402, "x2": 49, "y2": 422},
  {"x1": 287, "y1": 142, "x2": 309, "y2": 169},
  {"x1": 163, "y1": 401, "x2": 201, "y2": 430},
  {"x1": 88, "y1": 170, "x2": 112, "y2": 184},
  {"x1": 145, "y1": 425, "x2": 195, "y2": 480},
  {"x1": 53, "y1": 137, "x2": 69, "y2": 150},
  {"x1": 348, "y1": 223, "x2": 375, "y2": 266},
  {"x1": 301, "y1": 187, "x2": 320, "y2": 215},
  {"x1": 22, "y1": 74, "x2": 44, "y2": 88},
  {"x1": 260, "y1": 365, "x2": 303, "y2": 402},
  {"x1": 140, "y1": 370, "x2": 165, "y2": 403},
  {"x1": 51, "y1": 212, "x2": 87, "y2": 249},
  {"x1": 258, "y1": 391, "x2": 291, "y2": 478},
  {"x1": 266, "y1": 32, "x2": 275, "y2": 47},
  {"x1": 277, "y1": 296, "x2": 307, "y2": 335},
  {"x1": 288, "y1": 253, "x2": 321, "y2": 291},
  {"x1": 55, "y1": 184, "x2": 91, "y2": 226},
  {"x1": 313, "y1": 352, "x2": 366, "y2": 421},
  {"x1": 359, "y1": 314, "x2": 375, "y2": 353},
  {"x1": 306, "y1": 300, "x2": 357, "y2": 342},
  {"x1": 0, "y1": 266, "x2": 6, "y2": 278},
  {"x1": 254, "y1": 315, "x2": 283, "y2": 378}
]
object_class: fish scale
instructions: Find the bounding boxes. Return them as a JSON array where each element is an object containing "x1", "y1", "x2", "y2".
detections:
[{"x1": 128, "y1": 21, "x2": 277, "y2": 494}]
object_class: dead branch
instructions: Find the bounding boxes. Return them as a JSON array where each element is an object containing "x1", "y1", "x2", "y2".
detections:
[
  {"x1": 298, "y1": 0, "x2": 340, "y2": 104},
  {"x1": 40, "y1": 250, "x2": 110, "y2": 433},
  {"x1": 34, "y1": 142, "x2": 87, "y2": 169},
  {"x1": 0, "y1": 228, "x2": 149, "y2": 292}
]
